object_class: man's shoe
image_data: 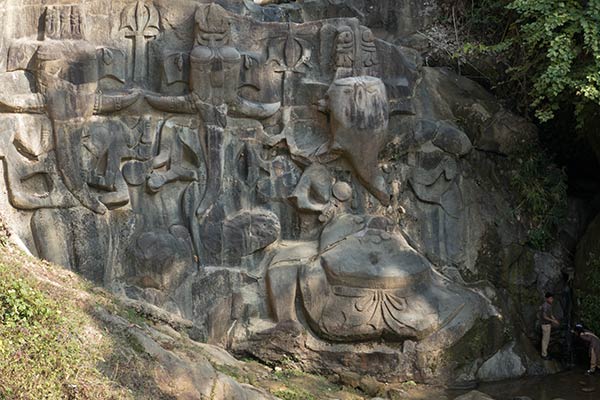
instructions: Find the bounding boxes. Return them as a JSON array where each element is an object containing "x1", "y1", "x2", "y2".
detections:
[
  {"x1": 541, "y1": 355, "x2": 551, "y2": 360},
  {"x1": 585, "y1": 369, "x2": 596, "y2": 375}
]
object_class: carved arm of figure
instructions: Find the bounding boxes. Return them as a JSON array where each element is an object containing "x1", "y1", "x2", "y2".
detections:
[
  {"x1": 0, "y1": 90, "x2": 140, "y2": 115},
  {"x1": 228, "y1": 96, "x2": 280, "y2": 120},
  {"x1": 0, "y1": 93, "x2": 46, "y2": 113},
  {"x1": 93, "y1": 90, "x2": 141, "y2": 114},
  {"x1": 145, "y1": 92, "x2": 198, "y2": 114},
  {"x1": 145, "y1": 91, "x2": 230, "y2": 128}
]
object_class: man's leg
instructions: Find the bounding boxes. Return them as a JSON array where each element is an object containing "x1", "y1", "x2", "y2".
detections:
[
  {"x1": 590, "y1": 348, "x2": 597, "y2": 372},
  {"x1": 541, "y1": 324, "x2": 551, "y2": 358}
]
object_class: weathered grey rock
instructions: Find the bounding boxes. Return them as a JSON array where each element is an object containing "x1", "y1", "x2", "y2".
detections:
[
  {"x1": 476, "y1": 342, "x2": 526, "y2": 382},
  {"x1": 94, "y1": 306, "x2": 275, "y2": 400},
  {"x1": 454, "y1": 391, "x2": 495, "y2": 400}
]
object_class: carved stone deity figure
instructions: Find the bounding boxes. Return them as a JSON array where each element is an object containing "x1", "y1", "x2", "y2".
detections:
[
  {"x1": 146, "y1": 4, "x2": 280, "y2": 262},
  {"x1": 0, "y1": 6, "x2": 140, "y2": 214},
  {"x1": 317, "y1": 75, "x2": 390, "y2": 205},
  {"x1": 147, "y1": 4, "x2": 280, "y2": 120}
]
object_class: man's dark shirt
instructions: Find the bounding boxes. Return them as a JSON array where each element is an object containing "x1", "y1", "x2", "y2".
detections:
[
  {"x1": 581, "y1": 332, "x2": 600, "y2": 355},
  {"x1": 541, "y1": 302, "x2": 553, "y2": 326}
]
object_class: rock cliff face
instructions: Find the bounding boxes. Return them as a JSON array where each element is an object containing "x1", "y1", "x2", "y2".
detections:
[{"x1": 0, "y1": 0, "x2": 576, "y2": 385}]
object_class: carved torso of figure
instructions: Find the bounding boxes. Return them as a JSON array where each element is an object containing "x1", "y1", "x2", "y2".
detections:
[{"x1": 190, "y1": 43, "x2": 241, "y2": 106}]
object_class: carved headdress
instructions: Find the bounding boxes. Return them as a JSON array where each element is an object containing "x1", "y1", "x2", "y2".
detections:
[{"x1": 195, "y1": 4, "x2": 231, "y2": 46}]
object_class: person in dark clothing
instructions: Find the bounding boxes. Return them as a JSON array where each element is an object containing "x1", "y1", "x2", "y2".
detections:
[
  {"x1": 540, "y1": 292, "x2": 560, "y2": 360},
  {"x1": 574, "y1": 323, "x2": 600, "y2": 374}
]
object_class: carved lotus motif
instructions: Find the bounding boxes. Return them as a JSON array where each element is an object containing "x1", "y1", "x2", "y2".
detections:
[{"x1": 296, "y1": 214, "x2": 467, "y2": 341}]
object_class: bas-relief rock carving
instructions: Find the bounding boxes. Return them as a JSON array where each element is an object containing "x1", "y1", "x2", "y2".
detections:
[
  {"x1": 0, "y1": 0, "x2": 530, "y2": 383},
  {"x1": 121, "y1": 0, "x2": 160, "y2": 85}
]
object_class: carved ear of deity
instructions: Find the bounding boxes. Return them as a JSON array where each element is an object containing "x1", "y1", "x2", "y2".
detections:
[
  {"x1": 194, "y1": 4, "x2": 231, "y2": 47},
  {"x1": 359, "y1": 27, "x2": 378, "y2": 70}
]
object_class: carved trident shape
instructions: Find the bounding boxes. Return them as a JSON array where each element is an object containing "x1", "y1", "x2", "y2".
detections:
[
  {"x1": 121, "y1": 1, "x2": 160, "y2": 84},
  {"x1": 269, "y1": 25, "x2": 312, "y2": 107}
]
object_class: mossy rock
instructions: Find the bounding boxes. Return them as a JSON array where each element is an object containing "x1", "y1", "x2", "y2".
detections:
[{"x1": 445, "y1": 316, "x2": 507, "y2": 368}]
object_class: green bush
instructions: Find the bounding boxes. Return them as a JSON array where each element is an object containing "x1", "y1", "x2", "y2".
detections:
[
  {"x1": 508, "y1": 0, "x2": 600, "y2": 127},
  {"x1": 579, "y1": 257, "x2": 600, "y2": 334},
  {"x1": 0, "y1": 275, "x2": 56, "y2": 327},
  {"x1": 451, "y1": 0, "x2": 600, "y2": 131},
  {"x1": 509, "y1": 144, "x2": 568, "y2": 250}
]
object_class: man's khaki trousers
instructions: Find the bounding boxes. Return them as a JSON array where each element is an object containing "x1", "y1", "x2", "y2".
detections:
[{"x1": 541, "y1": 324, "x2": 551, "y2": 357}]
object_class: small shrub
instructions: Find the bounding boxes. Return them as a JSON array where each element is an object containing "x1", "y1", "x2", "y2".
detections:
[
  {"x1": 273, "y1": 387, "x2": 317, "y2": 400},
  {"x1": 0, "y1": 264, "x2": 85, "y2": 398},
  {"x1": 578, "y1": 257, "x2": 600, "y2": 334},
  {"x1": 509, "y1": 144, "x2": 568, "y2": 250}
]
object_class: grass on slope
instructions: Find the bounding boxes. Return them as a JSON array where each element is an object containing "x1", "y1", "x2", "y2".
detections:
[
  {"x1": 0, "y1": 232, "x2": 134, "y2": 399},
  {"x1": 0, "y1": 225, "x2": 441, "y2": 400}
]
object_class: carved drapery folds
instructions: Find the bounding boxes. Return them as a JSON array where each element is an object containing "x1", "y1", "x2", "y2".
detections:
[{"x1": 0, "y1": 1, "x2": 485, "y2": 363}]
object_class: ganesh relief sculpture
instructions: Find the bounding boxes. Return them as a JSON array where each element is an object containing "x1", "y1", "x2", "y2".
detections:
[{"x1": 0, "y1": 1, "x2": 492, "y2": 381}]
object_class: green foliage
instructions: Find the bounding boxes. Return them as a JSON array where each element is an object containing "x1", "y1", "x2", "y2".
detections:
[
  {"x1": 0, "y1": 264, "x2": 89, "y2": 399},
  {"x1": 0, "y1": 256, "x2": 132, "y2": 399},
  {"x1": 508, "y1": 0, "x2": 600, "y2": 126},
  {"x1": 509, "y1": 144, "x2": 568, "y2": 249},
  {"x1": 0, "y1": 275, "x2": 56, "y2": 327},
  {"x1": 451, "y1": 0, "x2": 600, "y2": 130},
  {"x1": 579, "y1": 256, "x2": 600, "y2": 334}
]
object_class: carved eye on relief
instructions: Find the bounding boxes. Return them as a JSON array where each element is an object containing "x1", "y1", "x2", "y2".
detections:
[
  {"x1": 175, "y1": 54, "x2": 184, "y2": 71},
  {"x1": 101, "y1": 48, "x2": 114, "y2": 65}
]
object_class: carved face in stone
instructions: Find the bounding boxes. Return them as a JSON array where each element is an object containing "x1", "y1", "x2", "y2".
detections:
[
  {"x1": 190, "y1": 5, "x2": 241, "y2": 105},
  {"x1": 321, "y1": 76, "x2": 390, "y2": 205},
  {"x1": 34, "y1": 42, "x2": 98, "y2": 119},
  {"x1": 327, "y1": 76, "x2": 388, "y2": 133}
]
